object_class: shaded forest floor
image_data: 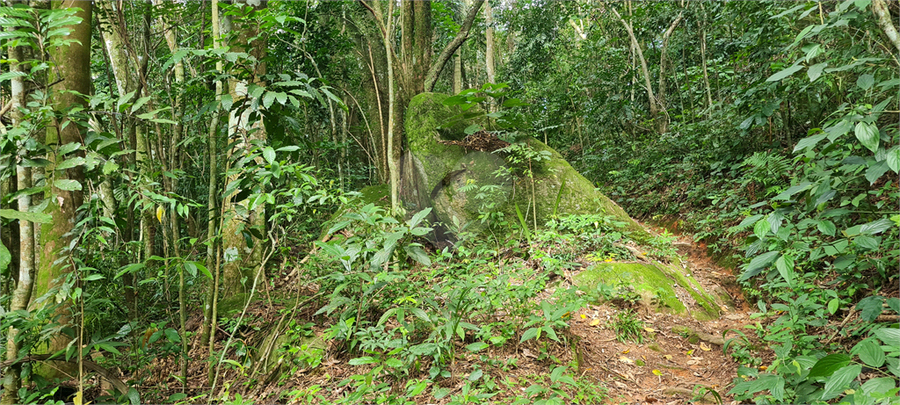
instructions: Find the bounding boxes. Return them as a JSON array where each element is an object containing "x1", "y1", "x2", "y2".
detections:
[{"x1": 126, "y1": 221, "x2": 765, "y2": 405}]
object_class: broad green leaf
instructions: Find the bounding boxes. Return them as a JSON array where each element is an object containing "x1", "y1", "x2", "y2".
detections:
[
  {"x1": 468, "y1": 369, "x2": 483, "y2": 381},
  {"x1": 860, "y1": 377, "x2": 896, "y2": 396},
  {"x1": 520, "y1": 327, "x2": 539, "y2": 343},
  {"x1": 854, "y1": 122, "x2": 879, "y2": 153},
  {"x1": 825, "y1": 119, "x2": 853, "y2": 142},
  {"x1": 773, "y1": 183, "x2": 812, "y2": 201},
  {"x1": 807, "y1": 63, "x2": 827, "y2": 81},
  {"x1": 262, "y1": 147, "x2": 276, "y2": 165},
  {"x1": 808, "y1": 354, "x2": 851, "y2": 377},
  {"x1": 855, "y1": 339, "x2": 885, "y2": 368},
  {"x1": 384, "y1": 357, "x2": 403, "y2": 368},
  {"x1": 865, "y1": 161, "x2": 890, "y2": 184},
  {"x1": 857, "y1": 296, "x2": 884, "y2": 321},
  {"x1": 164, "y1": 328, "x2": 180, "y2": 344},
  {"x1": 262, "y1": 91, "x2": 276, "y2": 109},
  {"x1": 774, "y1": 255, "x2": 794, "y2": 288},
  {"x1": 54, "y1": 179, "x2": 82, "y2": 191},
  {"x1": 853, "y1": 235, "x2": 879, "y2": 251},
  {"x1": 874, "y1": 328, "x2": 900, "y2": 346},
  {"x1": 766, "y1": 64, "x2": 803, "y2": 82},
  {"x1": 827, "y1": 298, "x2": 840, "y2": 315},
  {"x1": 887, "y1": 147, "x2": 900, "y2": 173},
  {"x1": 740, "y1": 251, "x2": 780, "y2": 281},
  {"x1": 817, "y1": 220, "x2": 836, "y2": 236},
  {"x1": 0, "y1": 243, "x2": 10, "y2": 273},
  {"x1": 793, "y1": 134, "x2": 826, "y2": 153},
  {"x1": 220, "y1": 94, "x2": 233, "y2": 111},
  {"x1": 58, "y1": 142, "x2": 81, "y2": 155},
  {"x1": 821, "y1": 364, "x2": 861, "y2": 400},
  {"x1": 55, "y1": 156, "x2": 85, "y2": 171},
  {"x1": 754, "y1": 218, "x2": 771, "y2": 240},
  {"x1": 115, "y1": 263, "x2": 145, "y2": 280},
  {"x1": 102, "y1": 160, "x2": 119, "y2": 175},
  {"x1": 856, "y1": 74, "x2": 874, "y2": 90},
  {"x1": 0, "y1": 209, "x2": 51, "y2": 224},
  {"x1": 130, "y1": 96, "x2": 150, "y2": 113},
  {"x1": 465, "y1": 342, "x2": 489, "y2": 352},
  {"x1": 860, "y1": 218, "x2": 893, "y2": 235},
  {"x1": 404, "y1": 245, "x2": 431, "y2": 267}
]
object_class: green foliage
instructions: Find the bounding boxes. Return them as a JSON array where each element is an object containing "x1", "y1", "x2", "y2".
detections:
[{"x1": 608, "y1": 309, "x2": 645, "y2": 344}]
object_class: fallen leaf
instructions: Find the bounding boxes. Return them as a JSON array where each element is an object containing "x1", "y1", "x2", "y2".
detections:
[
  {"x1": 663, "y1": 354, "x2": 673, "y2": 360},
  {"x1": 700, "y1": 342, "x2": 711, "y2": 351},
  {"x1": 645, "y1": 397, "x2": 658, "y2": 403},
  {"x1": 580, "y1": 314, "x2": 587, "y2": 319},
  {"x1": 686, "y1": 349, "x2": 694, "y2": 355},
  {"x1": 619, "y1": 356, "x2": 634, "y2": 364},
  {"x1": 622, "y1": 348, "x2": 630, "y2": 354},
  {"x1": 644, "y1": 327, "x2": 656, "y2": 332},
  {"x1": 590, "y1": 319, "x2": 601, "y2": 326},
  {"x1": 652, "y1": 369, "x2": 663, "y2": 376}
]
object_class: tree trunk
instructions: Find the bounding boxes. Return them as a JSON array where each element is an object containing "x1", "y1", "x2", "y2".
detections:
[
  {"x1": 2, "y1": 20, "x2": 33, "y2": 405},
  {"x1": 221, "y1": 0, "x2": 268, "y2": 298},
  {"x1": 485, "y1": 0, "x2": 495, "y2": 85},
  {"x1": 656, "y1": 11, "x2": 683, "y2": 131},
  {"x1": 872, "y1": 0, "x2": 900, "y2": 54},
  {"x1": 34, "y1": 0, "x2": 92, "y2": 381}
]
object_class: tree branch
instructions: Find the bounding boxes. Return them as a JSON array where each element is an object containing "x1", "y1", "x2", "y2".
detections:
[
  {"x1": 424, "y1": 0, "x2": 485, "y2": 92},
  {"x1": 610, "y1": 7, "x2": 657, "y2": 115},
  {"x1": 872, "y1": 0, "x2": 900, "y2": 55},
  {"x1": 0, "y1": 354, "x2": 132, "y2": 398}
]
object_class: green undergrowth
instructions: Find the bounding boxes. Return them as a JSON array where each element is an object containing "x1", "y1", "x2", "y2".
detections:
[
  {"x1": 209, "y1": 203, "x2": 702, "y2": 404},
  {"x1": 575, "y1": 3, "x2": 900, "y2": 403}
]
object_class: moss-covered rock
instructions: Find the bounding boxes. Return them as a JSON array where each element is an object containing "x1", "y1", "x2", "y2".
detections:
[
  {"x1": 573, "y1": 261, "x2": 720, "y2": 320},
  {"x1": 402, "y1": 92, "x2": 647, "y2": 239}
]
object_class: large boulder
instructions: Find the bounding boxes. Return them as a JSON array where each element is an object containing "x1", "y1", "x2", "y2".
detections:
[{"x1": 401, "y1": 92, "x2": 646, "y2": 239}]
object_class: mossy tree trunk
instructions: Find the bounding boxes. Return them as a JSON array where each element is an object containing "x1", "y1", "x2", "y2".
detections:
[
  {"x1": 221, "y1": 0, "x2": 268, "y2": 298},
  {"x1": 34, "y1": 0, "x2": 92, "y2": 380},
  {"x1": 357, "y1": 0, "x2": 485, "y2": 214}
]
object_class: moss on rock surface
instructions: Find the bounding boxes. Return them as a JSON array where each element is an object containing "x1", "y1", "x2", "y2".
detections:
[
  {"x1": 402, "y1": 92, "x2": 647, "y2": 239},
  {"x1": 573, "y1": 262, "x2": 720, "y2": 320}
]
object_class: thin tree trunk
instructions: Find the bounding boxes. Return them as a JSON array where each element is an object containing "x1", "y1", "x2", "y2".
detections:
[
  {"x1": 610, "y1": 7, "x2": 659, "y2": 128},
  {"x1": 425, "y1": 0, "x2": 485, "y2": 92},
  {"x1": 2, "y1": 22, "x2": 33, "y2": 405},
  {"x1": 485, "y1": 0, "x2": 495, "y2": 85}
]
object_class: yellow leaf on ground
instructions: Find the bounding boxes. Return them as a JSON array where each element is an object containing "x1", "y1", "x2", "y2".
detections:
[
  {"x1": 644, "y1": 327, "x2": 655, "y2": 332},
  {"x1": 663, "y1": 354, "x2": 673, "y2": 360},
  {"x1": 700, "y1": 342, "x2": 711, "y2": 351},
  {"x1": 652, "y1": 369, "x2": 663, "y2": 376},
  {"x1": 622, "y1": 348, "x2": 630, "y2": 354},
  {"x1": 580, "y1": 314, "x2": 587, "y2": 319},
  {"x1": 590, "y1": 319, "x2": 601, "y2": 326},
  {"x1": 619, "y1": 356, "x2": 634, "y2": 364}
]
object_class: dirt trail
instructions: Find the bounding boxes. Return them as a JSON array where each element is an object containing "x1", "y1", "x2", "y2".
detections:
[{"x1": 569, "y1": 225, "x2": 759, "y2": 404}]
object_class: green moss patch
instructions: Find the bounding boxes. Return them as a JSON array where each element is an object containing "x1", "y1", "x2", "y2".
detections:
[{"x1": 573, "y1": 261, "x2": 719, "y2": 321}]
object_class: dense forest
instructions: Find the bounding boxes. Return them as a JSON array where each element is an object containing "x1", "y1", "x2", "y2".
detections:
[{"x1": 0, "y1": 0, "x2": 897, "y2": 404}]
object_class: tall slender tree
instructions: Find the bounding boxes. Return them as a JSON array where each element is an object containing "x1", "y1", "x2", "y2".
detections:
[{"x1": 34, "y1": 0, "x2": 92, "y2": 380}]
